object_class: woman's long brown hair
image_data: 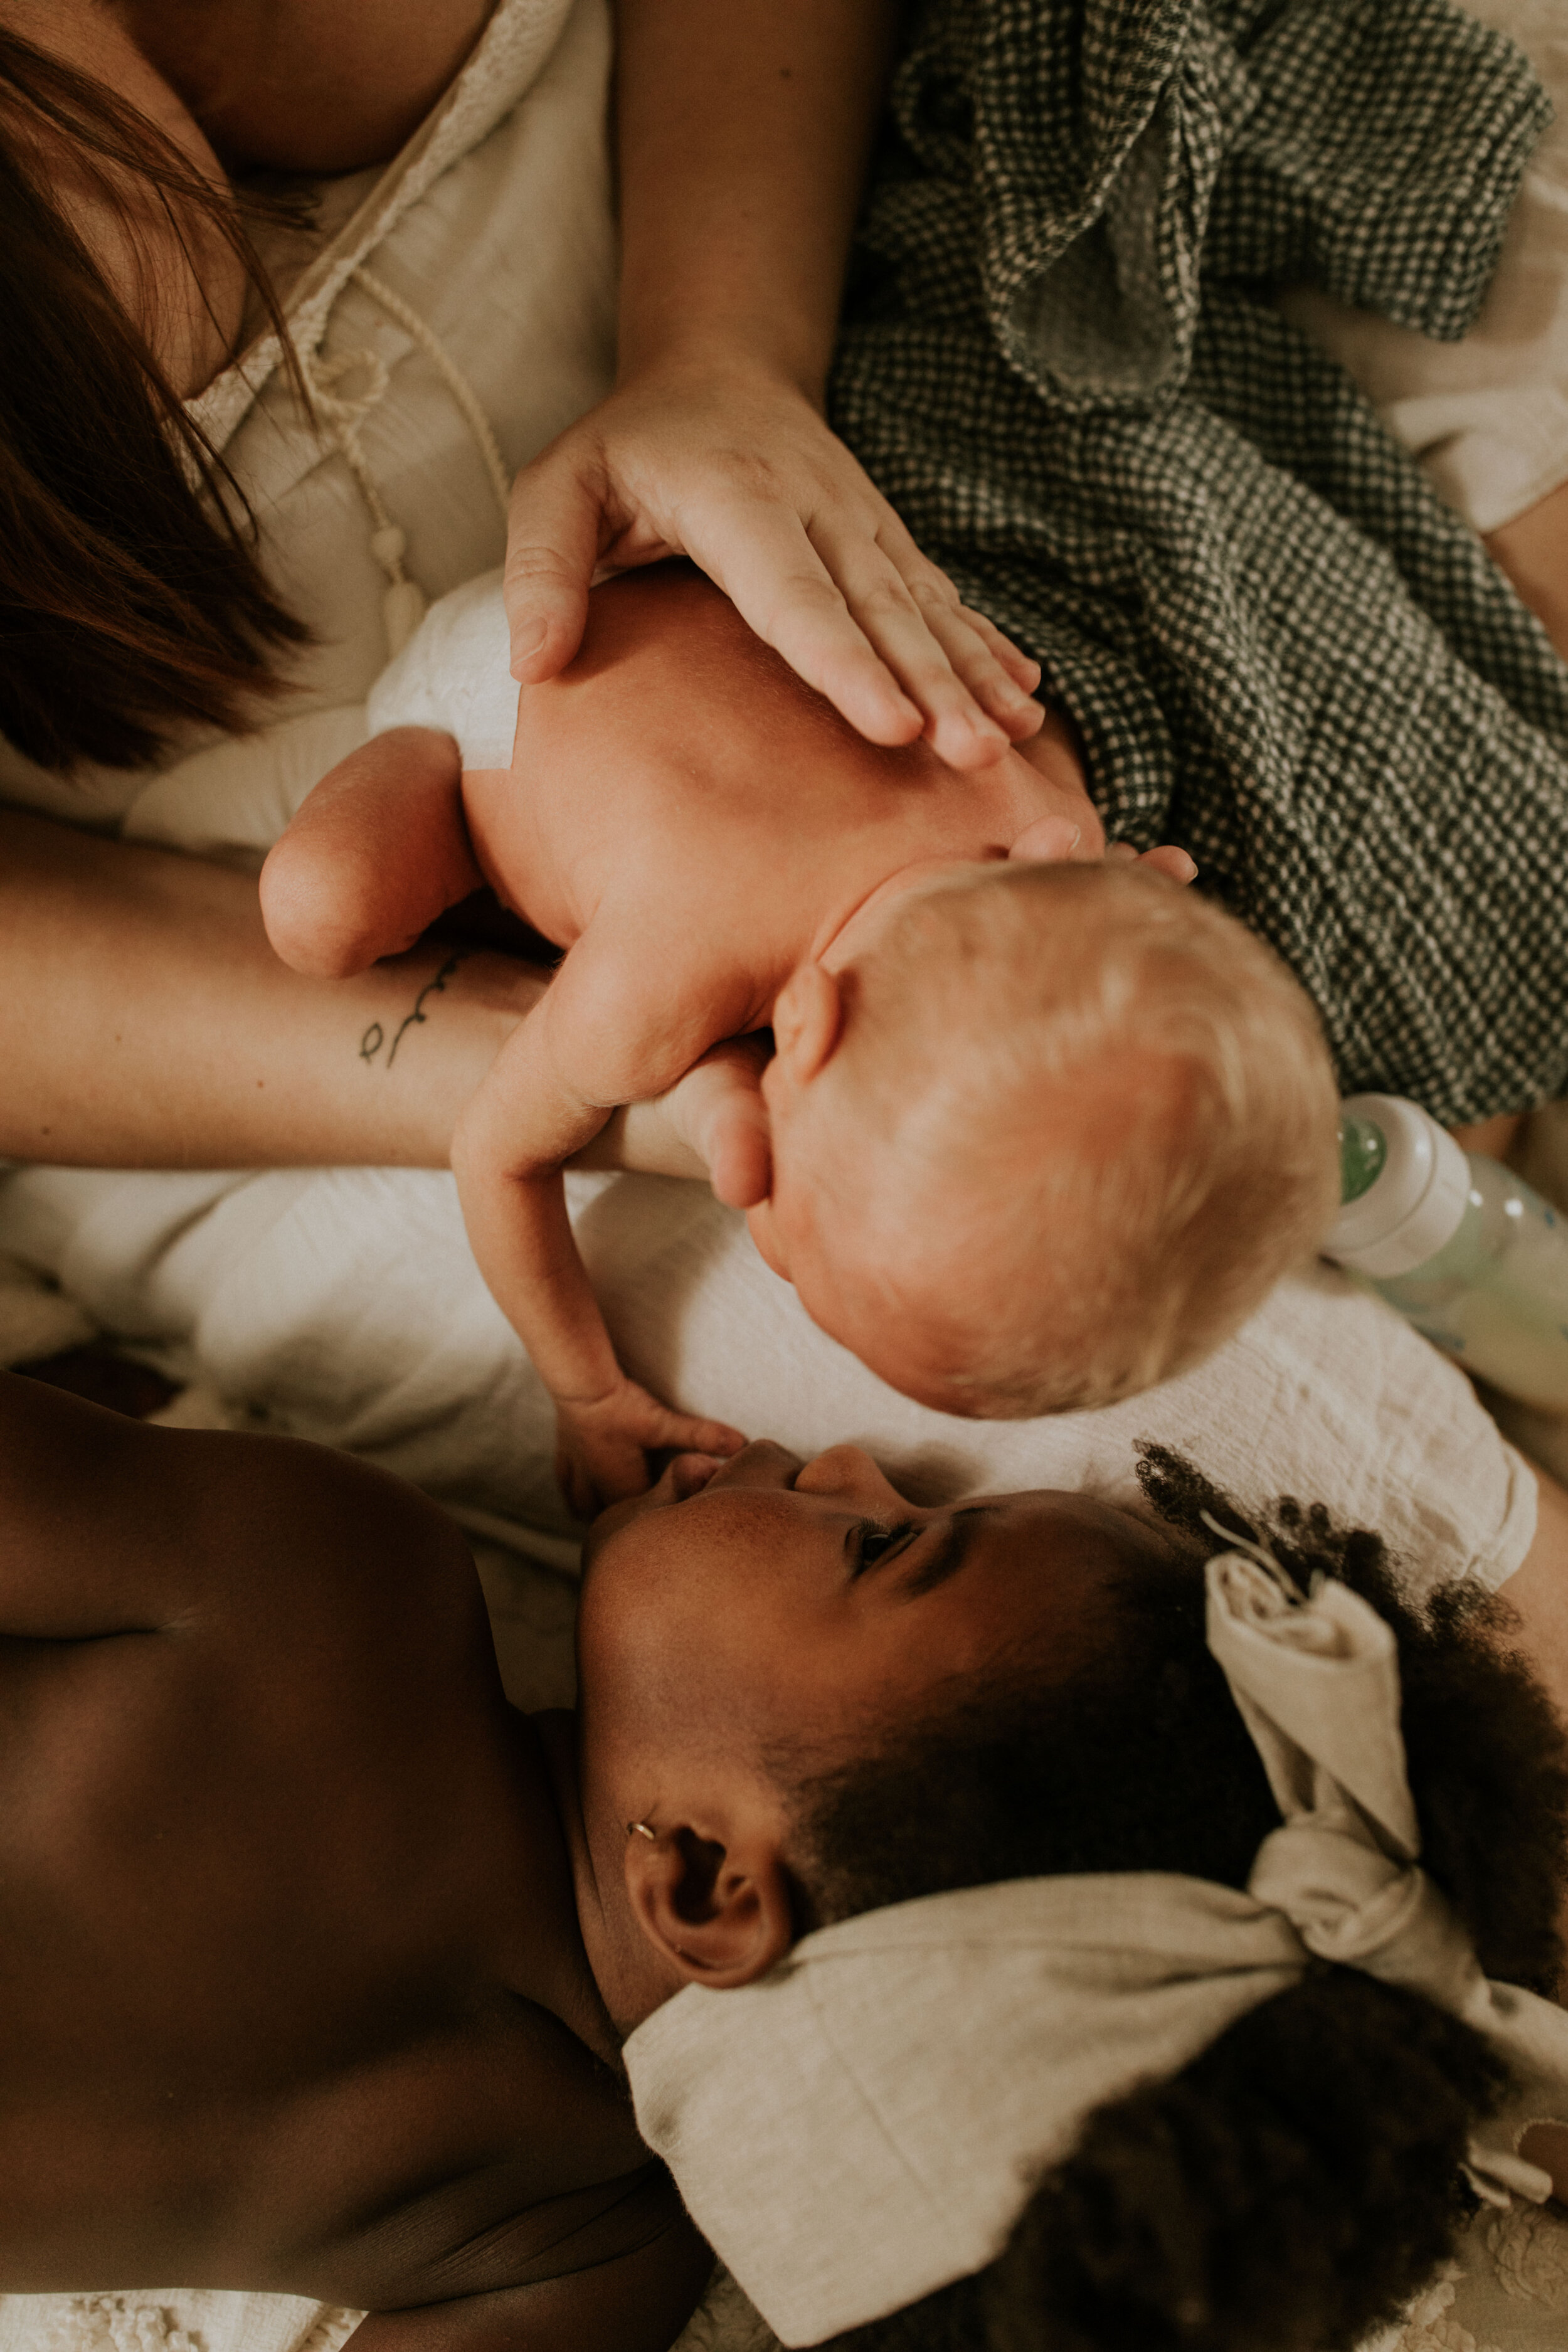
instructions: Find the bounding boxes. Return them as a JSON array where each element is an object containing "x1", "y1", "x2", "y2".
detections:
[{"x1": 0, "y1": 26, "x2": 310, "y2": 771}]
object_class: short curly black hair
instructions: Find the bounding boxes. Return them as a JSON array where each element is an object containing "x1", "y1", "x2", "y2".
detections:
[{"x1": 785, "y1": 1448, "x2": 1568, "y2": 2352}]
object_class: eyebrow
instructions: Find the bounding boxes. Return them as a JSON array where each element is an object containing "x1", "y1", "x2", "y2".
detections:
[{"x1": 899, "y1": 1506, "x2": 992, "y2": 1599}]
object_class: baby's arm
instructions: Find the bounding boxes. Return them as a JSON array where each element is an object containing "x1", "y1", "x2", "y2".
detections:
[
  {"x1": 260, "y1": 726, "x2": 484, "y2": 980},
  {"x1": 450, "y1": 927, "x2": 748, "y2": 1516}
]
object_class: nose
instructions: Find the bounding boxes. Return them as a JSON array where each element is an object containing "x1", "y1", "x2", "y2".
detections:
[{"x1": 792, "y1": 1444, "x2": 909, "y2": 1508}]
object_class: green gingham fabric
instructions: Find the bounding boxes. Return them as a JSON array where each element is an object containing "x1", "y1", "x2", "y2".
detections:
[{"x1": 830, "y1": 0, "x2": 1568, "y2": 1125}]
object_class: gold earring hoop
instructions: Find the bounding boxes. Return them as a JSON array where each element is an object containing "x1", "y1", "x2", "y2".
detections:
[{"x1": 628, "y1": 1820, "x2": 657, "y2": 1840}]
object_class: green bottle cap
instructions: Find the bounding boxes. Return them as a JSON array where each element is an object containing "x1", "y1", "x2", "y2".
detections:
[{"x1": 1339, "y1": 1113, "x2": 1387, "y2": 1205}]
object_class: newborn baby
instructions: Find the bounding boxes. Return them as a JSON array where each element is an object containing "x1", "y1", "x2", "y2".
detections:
[{"x1": 262, "y1": 565, "x2": 1338, "y2": 1511}]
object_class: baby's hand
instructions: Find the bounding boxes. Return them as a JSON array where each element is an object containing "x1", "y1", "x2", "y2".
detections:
[
  {"x1": 659, "y1": 1035, "x2": 773, "y2": 1208},
  {"x1": 1106, "y1": 842, "x2": 1199, "y2": 884},
  {"x1": 554, "y1": 1379, "x2": 746, "y2": 1519}
]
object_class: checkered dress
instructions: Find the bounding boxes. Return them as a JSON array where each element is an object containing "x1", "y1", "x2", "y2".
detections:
[{"x1": 830, "y1": 0, "x2": 1567, "y2": 1124}]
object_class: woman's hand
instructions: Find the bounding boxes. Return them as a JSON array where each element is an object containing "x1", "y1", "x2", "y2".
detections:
[
  {"x1": 520, "y1": 0, "x2": 1042, "y2": 772},
  {"x1": 504, "y1": 359, "x2": 1048, "y2": 775}
]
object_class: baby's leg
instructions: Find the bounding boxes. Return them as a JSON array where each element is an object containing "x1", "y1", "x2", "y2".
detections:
[{"x1": 260, "y1": 726, "x2": 483, "y2": 978}]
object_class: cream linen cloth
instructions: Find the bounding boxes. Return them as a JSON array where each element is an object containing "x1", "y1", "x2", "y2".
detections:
[{"x1": 1285, "y1": 0, "x2": 1568, "y2": 534}]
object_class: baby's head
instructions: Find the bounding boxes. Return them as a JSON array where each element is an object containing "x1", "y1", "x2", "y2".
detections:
[{"x1": 750, "y1": 861, "x2": 1340, "y2": 1415}]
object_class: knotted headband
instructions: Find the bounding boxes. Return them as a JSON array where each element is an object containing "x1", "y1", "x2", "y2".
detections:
[{"x1": 623, "y1": 1539, "x2": 1568, "y2": 2346}]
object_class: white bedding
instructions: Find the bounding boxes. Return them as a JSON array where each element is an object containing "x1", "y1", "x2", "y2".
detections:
[{"x1": 0, "y1": 1140, "x2": 1538, "y2": 1602}]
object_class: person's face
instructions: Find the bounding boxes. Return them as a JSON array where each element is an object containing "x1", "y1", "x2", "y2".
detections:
[
  {"x1": 741, "y1": 946, "x2": 982, "y2": 1409},
  {"x1": 571, "y1": 1441, "x2": 1166, "y2": 2028},
  {"x1": 751, "y1": 1184, "x2": 1002, "y2": 1416}
]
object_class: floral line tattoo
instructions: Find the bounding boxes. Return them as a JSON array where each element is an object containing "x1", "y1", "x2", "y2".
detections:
[{"x1": 360, "y1": 954, "x2": 464, "y2": 1069}]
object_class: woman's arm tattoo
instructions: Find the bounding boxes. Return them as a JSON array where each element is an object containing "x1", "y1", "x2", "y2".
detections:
[{"x1": 359, "y1": 955, "x2": 465, "y2": 1069}]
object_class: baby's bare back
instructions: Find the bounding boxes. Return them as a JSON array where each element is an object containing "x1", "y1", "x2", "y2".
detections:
[{"x1": 462, "y1": 567, "x2": 1078, "y2": 1043}]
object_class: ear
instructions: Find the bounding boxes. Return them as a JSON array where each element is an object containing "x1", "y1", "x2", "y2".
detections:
[
  {"x1": 625, "y1": 1818, "x2": 794, "y2": 1990},
  {"x1": 773, "y1": 962, "x2": 844, "y2": 1088}
]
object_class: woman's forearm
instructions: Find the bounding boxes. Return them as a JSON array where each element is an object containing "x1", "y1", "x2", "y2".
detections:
[
  {"x1": 613, "y1": 0, "x2": 901, "y2": 398},
  {"x1": 0, "y1": 811, "x2": 536, "y2": 1169},
  {"x1": 0, "y1": 811, "x2": 714, "y2": 1180}
]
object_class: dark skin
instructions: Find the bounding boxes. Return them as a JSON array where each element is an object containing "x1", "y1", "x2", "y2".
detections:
[
  {"x1": 0, "y1": 1389, "x2": 1190, "y2": 2336},
  {"x1": 11, "y1": 1379, "x2": 1568, "y2": 2327},
  {"x1": 0, "y1": 1370, "x2": 710, "y2": 2349}
]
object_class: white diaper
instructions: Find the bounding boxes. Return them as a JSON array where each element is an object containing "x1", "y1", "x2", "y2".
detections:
[{"x1": 366, "y1": 569, "x2": 519, "y2": 769}]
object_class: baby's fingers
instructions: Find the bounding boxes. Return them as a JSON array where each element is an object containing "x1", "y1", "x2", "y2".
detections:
[
  {"x1": 1106, "y1": 842, "x2": 1199, "y2": 885},
  {"x1": 649, "y1": 1406, "x2": 748, "y2": 1460},
  {"x1": 1139, "y1": 845, "x2": 1198, "y2": 884},
  {"x1": 556, "y1": 1444, "x2": 613, "y2": 1522},
  {"x1": 554, "y1": 1387, "x2": 746, "y2": 1518}
]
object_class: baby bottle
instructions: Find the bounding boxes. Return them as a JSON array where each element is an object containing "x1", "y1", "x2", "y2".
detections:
[{"x1": 1325, "y1": 1093, "x2": 1568, "y2": 1412}]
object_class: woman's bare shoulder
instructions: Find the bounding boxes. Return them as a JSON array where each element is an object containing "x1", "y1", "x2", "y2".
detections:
[{"x1": 119, "y1": 0, "x2": 497, "y2": 173}]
